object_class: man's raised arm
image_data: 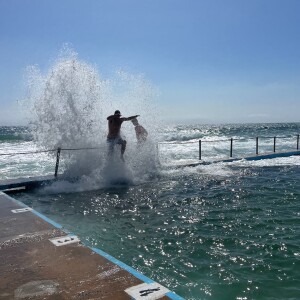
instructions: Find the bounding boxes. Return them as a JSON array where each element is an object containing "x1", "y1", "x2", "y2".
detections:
[{"x1": 121, "y1": 115, "x2": 140, "y2": 121}]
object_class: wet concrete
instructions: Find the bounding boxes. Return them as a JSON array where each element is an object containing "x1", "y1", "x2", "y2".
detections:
[
  {"x1": 0, "y1": 192, "x2": 173, "y2": 300},
  {"x1": 0, "y1": 175, "x2": 55, "y2": 192}
]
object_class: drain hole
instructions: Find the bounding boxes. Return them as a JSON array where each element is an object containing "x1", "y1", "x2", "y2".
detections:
[
  {"x1": 11, "y1": 207, "x2": 33, "y2": 214},
  {"x1": 49, "y1": 235, "x2": 80, "y2": 247}
]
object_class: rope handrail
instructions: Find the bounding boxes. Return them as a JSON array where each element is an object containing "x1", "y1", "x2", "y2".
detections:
[
  {"x1": 0, "y1": 146, "x2": 107, "y2": 156},
  {"x1": 60, "y1": 146, "x2": 103, "y2": 151},
  {"x1": 0, "y1": 149, "x2": 57, "y2": 156}
]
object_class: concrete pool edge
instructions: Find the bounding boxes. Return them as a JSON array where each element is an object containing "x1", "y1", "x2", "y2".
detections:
[{"x1": 0, "y1": 191, "x2": 185, "y2": 300}]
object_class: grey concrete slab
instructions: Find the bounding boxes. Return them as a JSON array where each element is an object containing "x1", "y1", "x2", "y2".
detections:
[{"x1": 0, "y1": 175, "x2": 55, "y2": 191}]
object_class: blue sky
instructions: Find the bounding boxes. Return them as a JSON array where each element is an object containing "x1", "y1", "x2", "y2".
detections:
[{"x1": 1, "y1": 0, "x2": 300, "y2": 125}]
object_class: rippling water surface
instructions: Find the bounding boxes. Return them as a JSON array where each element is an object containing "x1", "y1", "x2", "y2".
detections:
[{"x1": 2, "y1": 123, "x2": 300, "y2": 300}]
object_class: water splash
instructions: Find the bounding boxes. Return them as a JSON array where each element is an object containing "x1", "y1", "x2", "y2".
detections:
[{"x1": 24, "y1": 46, "x2": 160, "y2": 188}]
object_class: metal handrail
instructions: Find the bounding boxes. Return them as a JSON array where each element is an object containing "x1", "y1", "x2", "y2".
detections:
[
  {"x1": 197, "y1": 134, "x2": 300, "y2": 160},
  {"x1": 0, "y1": 149, "x2": 57, "y2": 156},
  {"x1": 158, "y1": 134, "x2": 300, "y2": 160},
  {"x1": 0, "y1": 146, "x2": 104, "y2": 178}
]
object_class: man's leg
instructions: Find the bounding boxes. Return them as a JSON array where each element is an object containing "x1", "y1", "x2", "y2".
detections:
[
  {"x1": 107, "y1": 139, "x2": 115, "y2": 157},
  {"x1": 120, "y1": 140, "x2": 127, "y2": 161}
]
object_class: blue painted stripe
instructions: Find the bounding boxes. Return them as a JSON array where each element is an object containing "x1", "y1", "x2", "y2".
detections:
[
  {"x1": 166, "y1": 291, "x2": 186, "y2": 300},
  {"x1": 91, "y1": 247, "x2": 154, "y2": 284},
  {"x1": 31, "y1": 210, "x2": 63, "y2": 229},
  {"x1": 90, "y1": 247, "x2": 185, "y2": 299},
  {"x1": 0, "y1": 192, "x2": 63, "y2": 229},
  {"x1": 0, "y1": 192, "x2": 28, "y2": 207}
]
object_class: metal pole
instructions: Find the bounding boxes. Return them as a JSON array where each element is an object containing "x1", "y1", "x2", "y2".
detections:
[
  {"x1": 230, "y1": 138, "x2": 233, "y2": 157},
  {"x1": 54, "y1": 147, "x2": 61, "y2": 177},
  {"x1": 297, "y1": 134, "x2": 299, "y2": 150},
  {"x1": 273, "y1": 137, "x2": 276, "y2": 153},
  {"x1": 199, "y1": 140, "x2": 202, "y2": 160},
  {"x1": 256, "y1": 137, "x2": 258, "y2": 155}
]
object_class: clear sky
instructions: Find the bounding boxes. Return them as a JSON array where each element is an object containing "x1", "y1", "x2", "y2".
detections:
[{"x1": 1, "y1": 0, "x2": 300, "y2": 125}]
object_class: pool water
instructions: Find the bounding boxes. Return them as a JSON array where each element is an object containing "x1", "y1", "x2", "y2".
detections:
[{"x1": 15, "y1": 161, "x2": 300, "y2": 300}]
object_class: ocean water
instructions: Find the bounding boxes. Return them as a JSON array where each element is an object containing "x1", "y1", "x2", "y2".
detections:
[{"x1": 1, "y1": 123, "x2": 300, "y2": 300}]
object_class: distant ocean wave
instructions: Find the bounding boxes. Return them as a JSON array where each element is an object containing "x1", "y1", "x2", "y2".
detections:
[
  {"x1": 0, "y1": 126, "x2": 32, "y2": 142},
  {"x1": 161, "y1": 122, "x2": 300, "y2": 143}
]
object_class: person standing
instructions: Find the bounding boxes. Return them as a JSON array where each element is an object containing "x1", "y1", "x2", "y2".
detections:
[{"x1": 107, "y1": 110, "x2": 139, "y2": 161}]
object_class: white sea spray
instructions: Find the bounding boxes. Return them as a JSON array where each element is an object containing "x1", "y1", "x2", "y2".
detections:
[{"x1": 23, "y1": 46, "x2": 160, "y2": 188}]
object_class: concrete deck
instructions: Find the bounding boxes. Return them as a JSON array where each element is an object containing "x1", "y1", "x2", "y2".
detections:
[
  {"x1": 0, "y1": 192, "x2": 181, "y2": 300},
  {"x1": 0, "y1": 175, "x2": 55, "y2": 191}
]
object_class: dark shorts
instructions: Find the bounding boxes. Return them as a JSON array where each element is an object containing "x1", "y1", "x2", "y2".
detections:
[{"x1": 107, "y1": 136, "x2": 125, "y2": 152}]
